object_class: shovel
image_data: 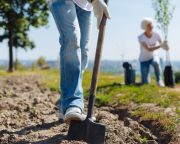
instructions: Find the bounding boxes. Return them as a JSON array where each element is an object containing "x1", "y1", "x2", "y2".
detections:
[{"x1": 67, "y1": 0, "x2": 109, "y2": 143}]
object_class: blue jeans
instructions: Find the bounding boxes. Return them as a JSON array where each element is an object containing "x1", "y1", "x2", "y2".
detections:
[
  {"x1": 140, "y1": 58, "x2": 162, "y2": 84},
  {"x1": 50, "y1": 0, "x2": 92, "y2": 114}
]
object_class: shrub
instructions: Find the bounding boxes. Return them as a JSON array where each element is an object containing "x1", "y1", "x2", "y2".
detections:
[
  {"x1": 37, "y1": 57, "x2": 47, "y2": 67},
  {"x1": 175, "y1": 72, "x2": 180, "y2": 83},
  {"x1": 36, "y1": 57, "x2": 50, "y2": 69}
]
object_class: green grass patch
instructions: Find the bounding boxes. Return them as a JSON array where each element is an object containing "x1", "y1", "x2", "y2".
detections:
[
  {"x1": 96, "y1": 84, "x2": 180, "y2": 109},
  {"x1": 0, "y1": 70, "x2": 9, "y2": 76},
  {"x1": 35, "y1": 69, "x2": 60, "y2": 92},
  {"x1": 131, "y1": 108, "x2": 177, "y2": 133},
  {"x1": 139, "y1": 137, "x2": 148, "y2": 144}
]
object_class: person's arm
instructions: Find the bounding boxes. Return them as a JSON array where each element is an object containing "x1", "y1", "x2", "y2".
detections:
[{"x1": 140, "y1": 42, "x2": 161, "y2": 52}]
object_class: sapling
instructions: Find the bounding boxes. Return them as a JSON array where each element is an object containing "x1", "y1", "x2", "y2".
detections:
[
  {"x1": 152, "y1": 0, "x2": 175, "y2": 40},
  {"x1": 152, "y1": 0, "x2": 176, "y2": 86},
  {"x1": 152, "y1": 0, "x2": 175, "y2": 65}
]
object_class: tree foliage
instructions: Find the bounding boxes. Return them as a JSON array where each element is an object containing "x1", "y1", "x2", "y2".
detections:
[
  {"x1": 152, "y1": 0, "x2": 175, "y2": 40},
  {"x1": 0, "y1": 0, "x2": 49, "y2": 71},
  {"x1": 37, "y1": 56, "x2": 47, "y2": 67}
]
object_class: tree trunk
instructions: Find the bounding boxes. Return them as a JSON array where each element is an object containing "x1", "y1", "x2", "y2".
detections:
[
  {"x1": 8, "y1": 30, "x2": 14, "y2": 72},
  {"x1": 15, "y1": 48, "x2": 18, "y2": 70}
]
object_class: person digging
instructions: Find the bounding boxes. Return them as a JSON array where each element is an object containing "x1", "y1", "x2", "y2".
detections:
[
  {"x1": 47, "y1": 0, "x2": 110, "y2": 122},
  {"x1": 138, "y1": 18, "x2": 169, "y2": 87}
]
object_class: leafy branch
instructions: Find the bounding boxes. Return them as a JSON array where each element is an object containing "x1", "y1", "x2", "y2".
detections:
[{"x1": 152, "y1": 0, "x2": 175, "y2": 40}]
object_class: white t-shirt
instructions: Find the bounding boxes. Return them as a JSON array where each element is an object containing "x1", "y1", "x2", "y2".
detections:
[
  {"x1": 47, "y1": 0, "x2": 92, "y2": 11},
  {"x1": 138, "y1": 32, "x2": 161, "y2": 62},
  {"x1": 73, "y1": 0, "x2": 93, "y2": 11}
]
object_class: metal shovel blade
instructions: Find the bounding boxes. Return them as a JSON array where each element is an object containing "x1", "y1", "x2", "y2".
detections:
[{"x1": 67, "y1": 118, "x2": 106, "y2": 144}]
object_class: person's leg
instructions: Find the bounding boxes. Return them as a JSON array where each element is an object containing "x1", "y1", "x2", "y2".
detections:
[
  {"x1": 140, "y1": 60, "x2": 150, "y2": 84},
  {"x1": 76, "y1": 5, "x2": 92, "y2": 73},
  {"x1": 151, "y1": 58, "x2": 164, "y2": 86},
  {"x1": 50, "y1": 0, "x2": 83, "y2": 115}
]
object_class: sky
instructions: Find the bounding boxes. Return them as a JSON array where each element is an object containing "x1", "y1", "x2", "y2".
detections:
[{"x1": 0, "y1": 0, "x2": 180, "y2": 61}]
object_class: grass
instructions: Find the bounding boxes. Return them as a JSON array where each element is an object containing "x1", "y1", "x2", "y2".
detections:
[
  {"x1": 131, "y1": 107, "x2": 177, "y2": 133},
  {"x1": 0, "y1": 69, "x2": 60, "y2": 92},
  {"x1": 36, "y1": 69, "x2": 60, "y2": 92},
  {"x1": 0, "y1": 70, "x2": 9, "y2": 76},
  {"x1": 0, "y1": 69, "x2": 179, "y2": 133},
  {"x1": 96, "y1": 84, "x2": 180, "y2": 108}
]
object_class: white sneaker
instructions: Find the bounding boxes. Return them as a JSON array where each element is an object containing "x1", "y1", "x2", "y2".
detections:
[
  {"x1": 157, "y1": 80, "x2": 165, "y2": 87},
  {"x1": 64, "y1": 107, "x2": 83, "y2": 123},
  {"x1": 63, "y1": 107, "x2": 96, "y2": 123},
  {"x1": 81, "y1": 114, "x2": 96, "y2": 121}
]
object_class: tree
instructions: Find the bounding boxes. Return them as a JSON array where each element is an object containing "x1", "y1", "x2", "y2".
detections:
[
  {"x1": 37, "y1": 56, "x2": 47, "y2": 67},
  {"x1": 152, "y1": 0, "x2": 175, "y2": 40},
  {"x1": 152, "y1": 0, "x2": 175, "y2": 65},
  {"x1": 36, "y1": 56, "x2": 50, "y2": 69},
  {"x1": 0, "y1": 0, "x2": 49, "y2": 72}
]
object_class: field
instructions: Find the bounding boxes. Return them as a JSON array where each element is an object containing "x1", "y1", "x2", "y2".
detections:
[{"x1": 0, "y1": 69, "x2": 179, "y2": 144}]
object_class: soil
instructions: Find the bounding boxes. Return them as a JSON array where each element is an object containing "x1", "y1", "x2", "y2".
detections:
[{"x1": 0, "y1": 74, "x2": 179, "y2": 144}]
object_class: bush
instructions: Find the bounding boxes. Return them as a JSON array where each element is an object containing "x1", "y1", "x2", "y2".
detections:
[
  {"x1": 36, "y1": 57, "x2": 50, "y2": 70},
  {"x1": 37, "y1": 57, "x2": 47, "y2": 67},
  {"x1": 175, "y1": 72, "x2": 180, "y2": 83}
]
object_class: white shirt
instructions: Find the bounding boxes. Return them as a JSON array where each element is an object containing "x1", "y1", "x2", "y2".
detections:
[
  {"x1": 73, "y1": 0, "x2": 92, "y2": 11},
  {"x1": 47, "y1": 0, "x2": 92, "y2": 11},
  {"x1": 138, "y1": 32, "x2": 161, "y2": 62}
]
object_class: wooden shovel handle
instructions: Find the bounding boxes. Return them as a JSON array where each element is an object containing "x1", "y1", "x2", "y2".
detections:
[{"x1": 87, "y1": 0, "x2": 109, "y2": 119}]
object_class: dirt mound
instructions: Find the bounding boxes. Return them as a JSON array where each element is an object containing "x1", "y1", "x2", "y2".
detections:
[{"x1": 0, "y1": 74, "x2": 177, "y2": 144}]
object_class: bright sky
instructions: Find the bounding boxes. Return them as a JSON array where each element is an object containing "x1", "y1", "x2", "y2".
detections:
[{"x1": 0, "y1": 0, "x2": 180, "y2": 61}]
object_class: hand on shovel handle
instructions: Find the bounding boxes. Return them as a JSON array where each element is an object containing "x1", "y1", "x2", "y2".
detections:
[{"x1": 91, "y1": 0, "x2": 110, "y2": 29}]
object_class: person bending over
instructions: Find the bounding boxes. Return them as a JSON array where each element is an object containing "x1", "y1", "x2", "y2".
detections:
[{"x1": 138, "y1": 18, "x2": 169, "y2": 86}]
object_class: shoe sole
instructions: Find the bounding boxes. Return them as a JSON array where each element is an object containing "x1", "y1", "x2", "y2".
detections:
[{"x1": 64, "y1": 113, "x2": 82, "y2": 123}]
